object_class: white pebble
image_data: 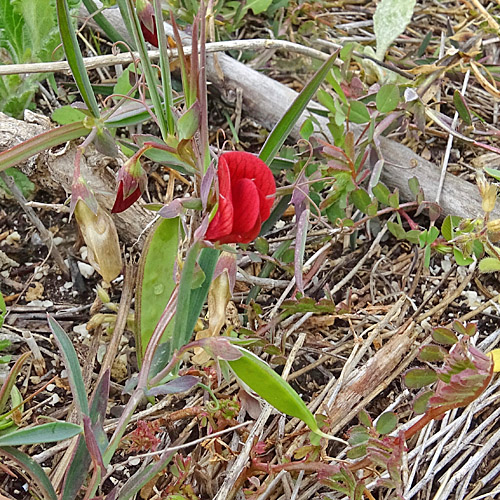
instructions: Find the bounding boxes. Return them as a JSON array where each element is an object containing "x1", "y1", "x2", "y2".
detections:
[{"x1": 78, "y1": 261, "x2": 95, "y2": 279}]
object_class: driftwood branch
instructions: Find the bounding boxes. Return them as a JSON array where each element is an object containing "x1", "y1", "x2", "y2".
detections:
[{"x1": 82, "y1": 5, "x2": 496, "y2": 222}]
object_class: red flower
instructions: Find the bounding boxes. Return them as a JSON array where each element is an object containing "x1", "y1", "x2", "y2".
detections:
[
  {"x1": 205, "y1": 152, "x2": 276, "y2": 244},
  {"x1": 136, "y1": 0, "x2": 158, "y2": 47},
  {"x1": 111, "y1": 155, "x2": 147, "y2": 213}
]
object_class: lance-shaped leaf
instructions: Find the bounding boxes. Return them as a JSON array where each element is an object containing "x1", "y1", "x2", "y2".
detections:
[
  {"x1": 0, "y1": 422, "x2": 82, "y2": 446},
  {"x1": 259, "y1": 52, "x2": 338, "y2": 165},
  {"x1": 0, "y1": 447, "x2": 57, "y2": 500},
  {"x1": 47, "y1": 315, "x2": 89, "y2": 416}
]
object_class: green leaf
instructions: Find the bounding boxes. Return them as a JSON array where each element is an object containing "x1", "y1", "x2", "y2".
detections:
[
  {"x1": 453, "y1": 247, "x2": 473, "y2": 266},
  {"x1": 0, "y1": 293, "x2": 5, "y2": 328},
  {"x1": 135, "y1": 218, "x2": 179, "y2": 365},
  {"x1": 123, "y1": 0, "x2": 168, "y2": 139},
  {"x1": 259, "y1": 52, "x2": 338, "y2": 165},
  {"x1": 56, "y1": 0, "x2": 100, "y2": 117},
  {"x1": 387, "y1": 220, "x2": 406, "y2": 239},
  {"x1": 479, "y1": 257, "x2": 500, "y2": 273},
  {"x1": 408, "y1": 176, "x2": 420, "y2": 197},
  {"x1": 0, "y1": 121, "x2": 88, "y2": 172},
  {"x1": 0, "y1": 351, "x2": 31, "y2": 415},
  {"x1": 388, "y1": 189, "x2": 400, "y2": 209},
  {"x1": 453, "y1": 90, "x2": 472, "y2": 126},
  {"x1": 81, "y1": 0, "x2": 124, "y2": 44},
  {"x1": 374, "y1": 0, "x2": 417, "y2": 61},
  {"x1": 177, "y1": 102, "x2": 200, "y2": 140},
  {"x1": 376, "y1": 84, "x2": 400, "y2": 113},
  {"x1": 226, "y1": 347, "x2": 325, "y2": 436},
  {"x1": 299, "y1": 118, "x2": 314, "y2": 140},
  {"x1": 0, "y1": 168, "x2": 35, "y2": 198},
  {"x1": 432, "y1": 327, "x2": 458, "y2": 345},
  {"x1": 418, "y1": 345, "x2": 447, "y2": 362},
  {"x1": 413, "y1": 390, "x2": 433, "y2": 414},
  {"x1": 484, "y1": 166, "x2": 500, "y2": 182},
  {"x1": 351, "y1": 188, "x2": 372, "y2": 213},
  {"x1": 404, "y1": 368, "x2": 437, "y2": 389},
  {"x1": 0, "y1": 422, "x2": 82, "y2": 446},
  {"x1": 246, "y1": 0, "x2": 273, "y2": 15},
  {"x1": 47, "y1": 315, "x2": 89, "y2": 416},
  {"x1": 0, "y1": 447, "x2": 57, "y2": 500},
  {"x1": 347, "y1": 100, "x2": 370, "y2": 124},
  {"x1": 375, "y1": 412, "x2": 398, "y2": 435},
  {"x1": 52, "y1": 106, "x2": 88, "y2": 125},
  {"x1": 372, "y1": 182, "x2": 390, "y2": 205}
]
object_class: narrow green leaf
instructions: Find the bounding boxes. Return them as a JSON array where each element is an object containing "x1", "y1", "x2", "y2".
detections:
[
  {"x1": 227, "y1": 347, "x2": 323, "y2": 435},
  {"x1": 56, "y1": 0, "x2": 100, "y2": 117},
  {"x1": 453, "y1": 90, "x2": 472, "y2": 126},
  {"x1": 484, "y1": 166, "x2": 500, "y2": 182},
  {"x1": 0, "y1": 352, "x2": 31, "y2": 415},
  {"x1": 184, "y1": 247, "x2": 220, "y2": 343},
  {"x1": 0, "y1": 121, "x2": 88, "y2": 172},
  {"x1": 404, "y1": 368, "x2": 437, "y2": 389},
  {"x1": 0, "y1": 293, "x2": 6, "y2": 328},
  {"x1": 259, "y1": 52, "x2": 338, "y2": 165},
  {"x1": 376, "y1": 84, "x2": 400, "y2": 113},
  {"x1": 0, "y1": 422, "x2": 82, "y2": 446},
  {"x1": 123, "y1": 0, "x2": 168, "y2": 139},
  {"x1": 136, "y1": 218, "x2": 179, "y2": 365},
  {"x1": 81, "y1": 0, "x2": 125, "y2": 44},
  {"x1": 47, "y1": 315, "x2": 89, "y2": 416},
  {"x1": 153, "y1": 0, "x2": 175, "y2": 134},
  {"x1": 0, "y1": 447, "x2": 57, "y2": 500}
]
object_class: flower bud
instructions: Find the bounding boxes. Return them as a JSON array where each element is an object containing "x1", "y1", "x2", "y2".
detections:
[
  {"x1": 136, "y1": 0, "x2": 158, "y2": 47},
  {"x1": 111, "y1": 155, "x2": 147, "y2": 213},
  {"x1": 74, "y1": 200, "x2": 122, "y2": 283},
  {"x1": 477, "y1": 172, "x2": 497, "y2": 213}
]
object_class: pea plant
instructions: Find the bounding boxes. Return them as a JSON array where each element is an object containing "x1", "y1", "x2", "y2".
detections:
[{"x1": 0, "y1": 0, "x2": 339, "y2": 497}]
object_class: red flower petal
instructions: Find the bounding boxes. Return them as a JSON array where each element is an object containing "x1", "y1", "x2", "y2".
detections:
[
  {"x1": 222, "y1": 151, "x2": 275, "y2": 221},
  {"x1": 205, "y1": 151, "x2": 276, "y2": 244},
  {"x1": 205, "y1": 156, "x2": 233, "y2": 241},
  {"x1": 111, "y1": 182, "x2": 143, "y2": 214}
]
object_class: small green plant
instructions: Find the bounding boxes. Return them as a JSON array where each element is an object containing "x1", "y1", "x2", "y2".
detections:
[{"x1": 0, "y1": 0, "x2": 82, "y2": 117}]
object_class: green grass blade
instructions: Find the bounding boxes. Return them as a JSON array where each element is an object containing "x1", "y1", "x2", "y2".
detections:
[
  {"x1": 47, "y1": 315, "x2": 89, "y2": 417},
  {"x1": 0, "y1": 422, "x2": 82, "y2": 446},
  {"x1": 81, "y1": 0, "x2": 124, "y2": 45},
  {"x1": 0, "y1": 121, "x2": 88, "y2": 172},
  {"x1": 0, "y1": 447, "x2": 57, "y2": 500},
  {"x1": 154, "y1": 0, "x2": 175, "y2": 134},
  {"x1": 259, "y1": 53, "x2": 338, "y2": 165},
  {"x1": 56, "y1": 0, "x2": 100, "y2": 117},
  {"x1": 123, "y1": 0, "x2": 168, "y2": 139}
]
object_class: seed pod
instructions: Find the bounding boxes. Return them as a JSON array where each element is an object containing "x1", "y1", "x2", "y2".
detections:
[
  {"x1": 74, "y1": 200, "x2": 122, "y2": 283},
  {"x1": 226, "y1": 346, "x2": 346, "y2": 443}
]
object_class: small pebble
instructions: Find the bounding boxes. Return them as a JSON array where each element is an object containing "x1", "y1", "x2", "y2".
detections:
[
  {"x1": 77, "y1": 261, "x2": 95, "y2": 279},
  {"x1": 63, "y1": 282, "x2": 73, "y2": 290},
  {"x1": 46, "y1": 384, "x2": 55, "y2": 392},
  {"x1": 53, "y1": 237, "x2": 64, "y2": 246},
  {"x1": 73, "y1": 324, "x2": 88, "y2": 336}
]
